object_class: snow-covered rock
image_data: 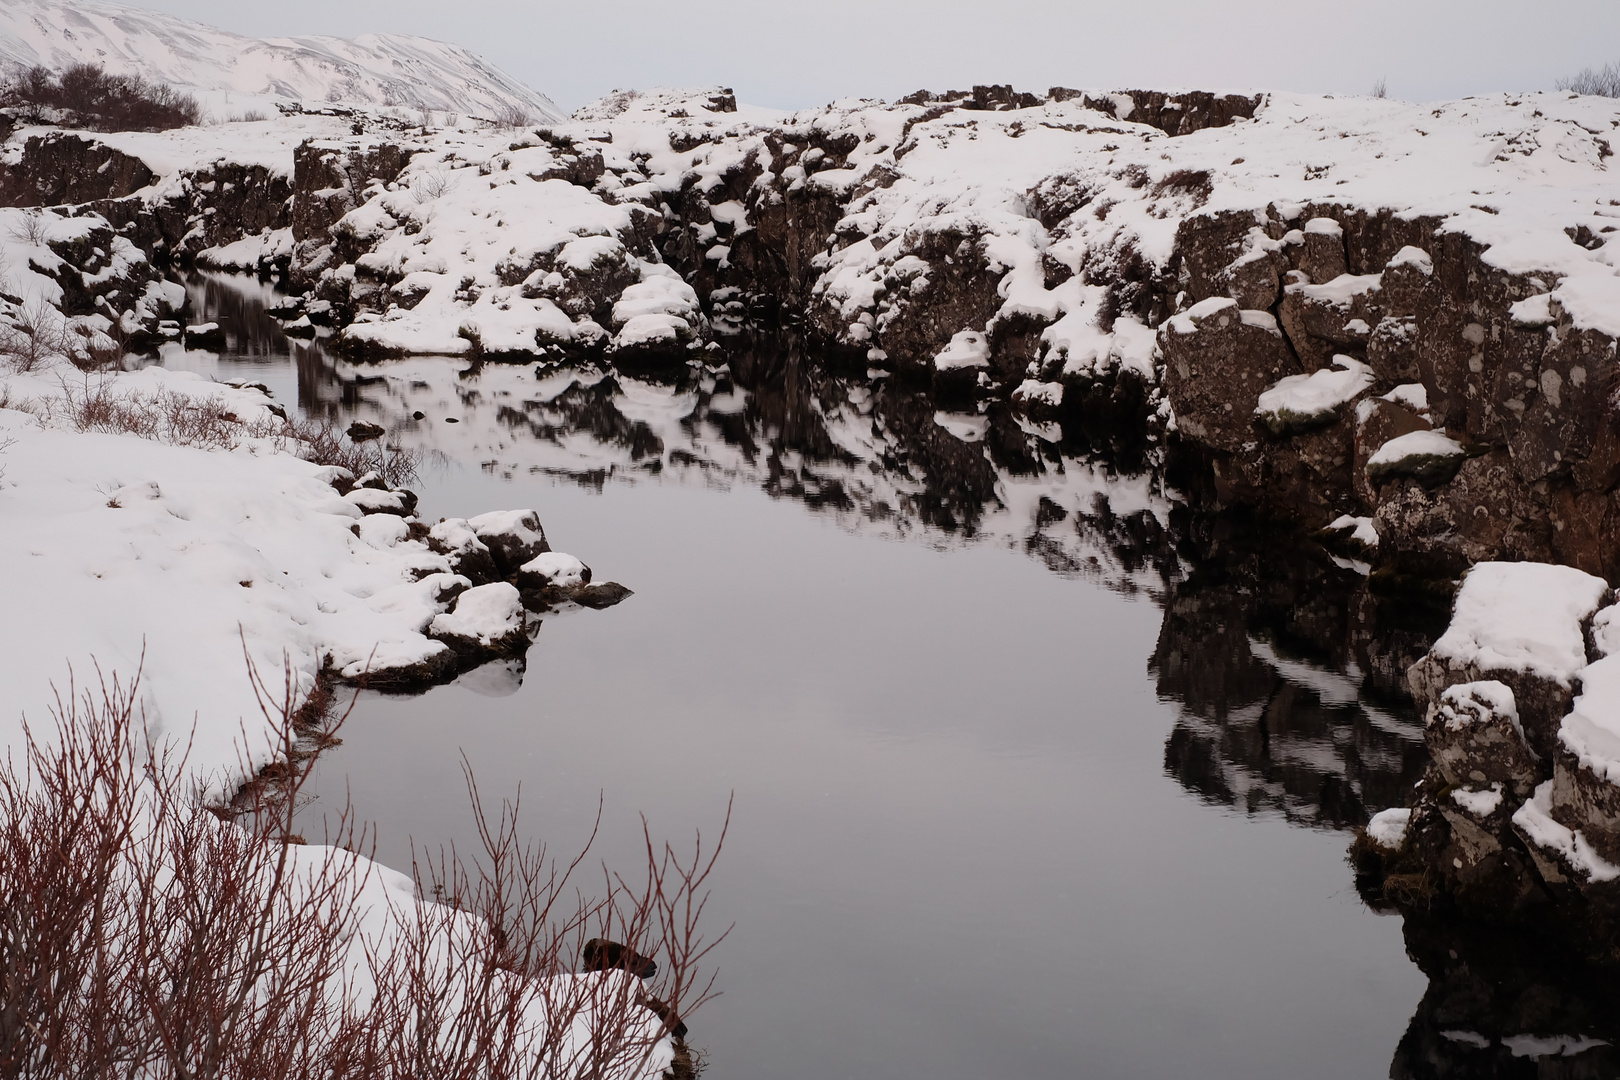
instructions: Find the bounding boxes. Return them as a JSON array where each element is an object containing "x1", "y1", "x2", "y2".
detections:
[
  {"x1": 428, "y1": 581, "x2": 526, "y2": 655},
  {"x1": 468, "y1": 508, "x2": 550, "y2": 575},
  {"x1": 1410, "y1": 561, "x2": 1611, "y2": 757},
  {"x1": 1365, "y1": 430, "x2": 1469, "y2": 488},
  {"x1": 517, "y1": 551, "x2": 591, "y2": 590},
  {"x1": 1254, "y1": 356, "x2": 1374, "y2": 436}
]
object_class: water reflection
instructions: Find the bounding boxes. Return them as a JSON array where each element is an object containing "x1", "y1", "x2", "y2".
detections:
[
  {"x1": 1152, "y1": 520, "x2": 1436, "y2": 829},
  {"x1": 1390, "y1": 917, "x2": 1620, "y2": 1078},
  {"x1": 164, "y1": 273, "x2": 1616, "y2": 1079}
]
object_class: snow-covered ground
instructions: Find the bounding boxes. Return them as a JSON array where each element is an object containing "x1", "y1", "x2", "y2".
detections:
[
  {"x1": 0, "y1": 0, "x2": 563, "y2": 122},
  {"x1": 0, "y1": 201, "x2": 677, "y2": 1072}
]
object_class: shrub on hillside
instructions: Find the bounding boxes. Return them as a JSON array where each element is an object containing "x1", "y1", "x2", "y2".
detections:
[{"x1": 0, "y1": 63, "x2": 202, "y2": 132}]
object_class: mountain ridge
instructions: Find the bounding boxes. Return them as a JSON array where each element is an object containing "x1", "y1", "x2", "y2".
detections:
[{"x1": 0, "y1": 0, "x2": 565, "y2": 122}]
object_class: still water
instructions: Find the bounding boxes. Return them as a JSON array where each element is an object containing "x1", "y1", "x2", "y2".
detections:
[{"x1": 159, "y1": 272, "x2": 1531, "y2": 1079}]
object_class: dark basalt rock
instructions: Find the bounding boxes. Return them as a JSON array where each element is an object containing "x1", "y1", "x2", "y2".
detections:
[
  {"x1": 0, "y1": 132, "x2": 154, "y2": 207},
  {"x1": 566, "y1": 582, "x2": 633, "y2": 610},
  {"x1": 582, "y1": 938, "x2": 657, "y2": 979},
  {"x1": 471, "y1": 510, "x2": 551, "y2": 576}
]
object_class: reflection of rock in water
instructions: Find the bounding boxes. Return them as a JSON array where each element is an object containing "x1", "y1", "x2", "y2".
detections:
[
  {"x1": 298, "y1": 330, "x2": 1185, "y2": 598},
  {"x1": 1390, "y1": 915, "x2": 1620, "y2": 1079},
  {"x1": 1153, "y1": 518, "x2": 1438, "y2": 829},
  {"x1": 182, "y1": 274, "x2": 295, "y2": 361}
]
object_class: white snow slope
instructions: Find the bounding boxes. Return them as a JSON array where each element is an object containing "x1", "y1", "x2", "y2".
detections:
[{"x1": 0, "y1": 0, "x2": 564, "y2": 122}]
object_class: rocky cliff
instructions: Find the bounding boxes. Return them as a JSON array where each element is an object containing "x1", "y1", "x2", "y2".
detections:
[{"x1": 7, "y1": 83, "x2": 1620, "y2": 955}]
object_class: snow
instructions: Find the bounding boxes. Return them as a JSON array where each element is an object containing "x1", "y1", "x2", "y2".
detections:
[
  {"x1": 1366, "y1": 808, "x2": 1411, "y2": 850},
  {"x1": 520, "y1": 551, "x2": 589, "y2": 588},
  {"x1": 1432, "y1": 680, "x2": 1525, "y2": 741},
  {"x1": 1386, "y1": 246, "x2": 1434, "y2": 275},
  {"x1": 1451, "y1": 783, "x2": 1504, "y2": 816},
  {"x1": 1326, "y1": 514, "x2": 1379, "y2": 549},
  {"x1": 0, "y1": 367, "x2": 476, "y2": 791},
  {"x1": 0, "y1": 0, "x2": 564, "y2": 121},
  {"x1": 933, "y1": 329, "x2": 991, "y2": 371},
  {"x1": 1294, "y1": 273, "x2": 1381, "y2": 307},
  {"x1": 1556, "y1": 656, "x2": 1620, "y2": 784},
  {"x1": 0, "y1": 357, "x2": 676, "y2": 1076},
  {"x1": 470, "y1": 508, "x2": 547, "y2": 553},
  {"x1": 1365, "y1": 429, "x2": 1465, "y2": 470},
  {"x1": 1166, "y1": 297, "x2": 1239, "y2": 334},
  {"x1": 1594, "y1": 606, "x2": 1620, "y2": 658},
  {"x1": 1550, "y1": 275, "x2": 1620, "y2": 338},
  {"x1": 1501, "y1": 1035, "x2": 1611, "y2": 1059},
  {"x1": 1428, "y1": 562, "x2": 1611, "y2": 687},
  {"x1": 1512, "y1": 781, "x2": 1620, "y2": 883},
  {"x1": 1254, "y1": 356, "x2": 1373, "y2": 430},
  {"x1": 932, "y1": 410, "x2": 990, "y2": 443},
  {"x1": 1379, "y1": 382, "x2": 1429, "y2": 413},
  {"x1": 1509, "y1": 292, "x2": 1556, "y2": 329},
  {"x1": 428, "y1": 581, "x2": 524, "y2": 645}
]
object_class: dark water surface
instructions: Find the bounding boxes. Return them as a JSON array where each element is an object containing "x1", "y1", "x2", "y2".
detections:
[{"x1": 161, "y1": 272, "x2": 1542, "y2": 1079}]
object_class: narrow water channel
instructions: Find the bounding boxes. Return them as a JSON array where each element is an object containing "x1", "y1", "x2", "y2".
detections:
[{"x1": 153, "y1": 271, "x2": 1529, "y2": 1080}]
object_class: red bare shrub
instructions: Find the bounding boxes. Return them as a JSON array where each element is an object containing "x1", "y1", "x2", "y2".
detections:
[{"x1": 0, "y1": 649, "x2": 727, "y2": 1077}]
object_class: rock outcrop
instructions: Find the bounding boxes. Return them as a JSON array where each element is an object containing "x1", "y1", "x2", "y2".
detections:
[{"x1": 1356, "y1": 562, "x2": 1620, "y2": 962}]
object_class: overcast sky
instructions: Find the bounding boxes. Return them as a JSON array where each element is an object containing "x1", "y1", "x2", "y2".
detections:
[{"x1": 115, "y1": 0, "x2": 1620, "y2": 113}]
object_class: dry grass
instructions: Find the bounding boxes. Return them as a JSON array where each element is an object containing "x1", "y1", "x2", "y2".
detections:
[
  {"x1": 278, "y1": 415, "x2": 423, "y2": 488},
  {"x1": 0, "y1": 301, "x2": 70, "y2": 374},
  {"x1": 35, "y1": 379, "x2": 423, "y2": 486}
]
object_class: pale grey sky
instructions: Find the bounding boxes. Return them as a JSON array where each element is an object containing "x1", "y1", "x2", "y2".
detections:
[{"x1": 117, "y1": 0, "x2": 1620, "y2": 113}]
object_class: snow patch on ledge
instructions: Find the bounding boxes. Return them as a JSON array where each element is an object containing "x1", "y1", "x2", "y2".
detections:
[
  {"x1": 1254, "y1": 356, "x2": 1372, "y2": 432},
  {"x1": 1366, "y1": 429, "x2": 1465, "y2": 470},
  {"x1": 1551, "y1": 276, "x2": 1620, "y2": 339},
  {"x1": 1557, "y1": 655, "x2": 1620, "y2": 784},
  {"x1": 1451, "y1": 783, "x2": 1504, "y2": 817},
  {"x1": 1513, "y1": 781, "x2": 1620, "y2": 883}
]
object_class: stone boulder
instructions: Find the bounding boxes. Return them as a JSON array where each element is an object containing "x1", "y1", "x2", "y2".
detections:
[
  {"x1": 1425, "y1": 681, "x2": 1540, "y2": 800},
  {"x1": 468, "y1": 510, "x2": 551, "y2": 576},
  {"x1": 1160, "y1": 298, "x2": 1299, "y2": 454},
  {"x1": 426, "y1": 518, "x2": 500, "y2": 584},
  {"x1": 1550, "y1": 656, "x2": 1620, "y2": 863},
  {"x1": 428, "y1": 582, "x2": 527, "y2": 658},
  {"x1": 1277, "y1": 272, "x2": 1381, "y2": 369},
  {"x1": 1408, "y1": 562, "x2": 1612, "y2": 759}
]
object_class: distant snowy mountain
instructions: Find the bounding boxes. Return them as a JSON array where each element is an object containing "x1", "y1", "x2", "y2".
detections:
[{"x1": 0, "y1": 0, "x2": 565, "y2": 122}]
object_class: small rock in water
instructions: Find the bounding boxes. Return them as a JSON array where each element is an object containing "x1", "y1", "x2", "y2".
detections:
[
  {"x1": 573, "y1": 582, "x2": 633, "y2": 609},
  {"x1": 347, "y1": 421, "x2": 386, "y2": 441}
]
